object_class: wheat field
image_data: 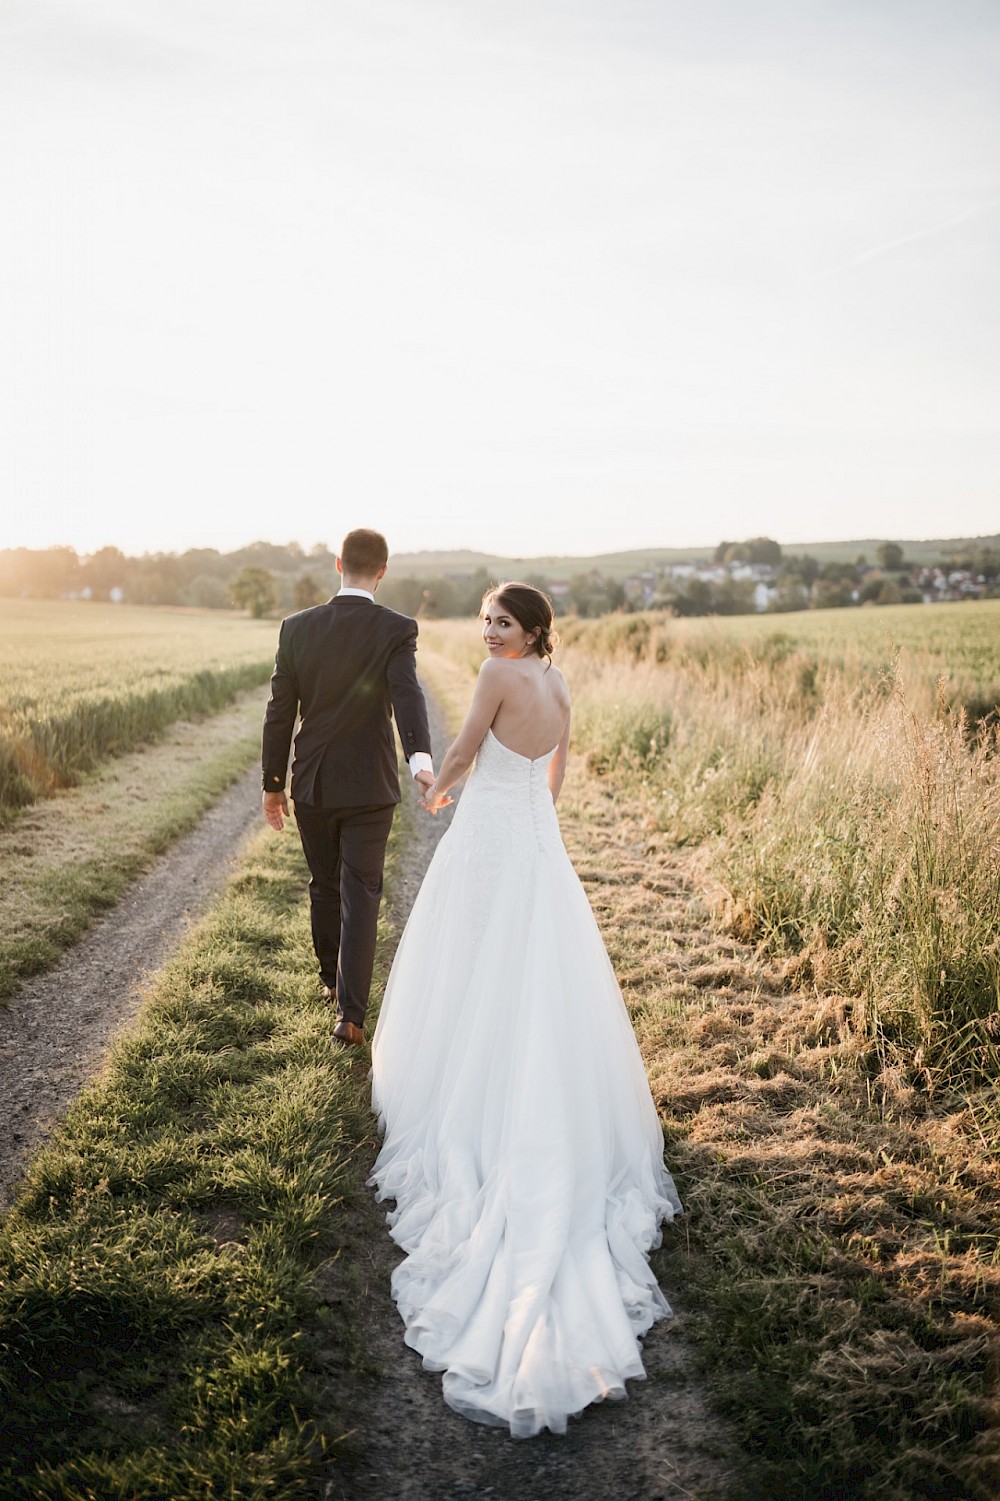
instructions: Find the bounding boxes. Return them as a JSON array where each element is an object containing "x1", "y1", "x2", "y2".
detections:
[{"x1": 0, "y1": 600, "x2": 275, "y2": 814}]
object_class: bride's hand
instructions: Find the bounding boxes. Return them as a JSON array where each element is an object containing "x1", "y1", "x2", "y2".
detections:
[{"x1": 421, "y1": 782, "x2": 453, "y2": 815}]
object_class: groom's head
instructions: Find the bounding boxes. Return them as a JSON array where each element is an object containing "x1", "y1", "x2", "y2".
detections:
[{"x1": 338, "y1": 528, "x2": 389, "y2": 589}]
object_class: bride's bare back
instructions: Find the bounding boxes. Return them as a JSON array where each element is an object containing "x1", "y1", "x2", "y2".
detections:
[
  {"x1": 425, "y1": 596, "x2": 573, "y2": 811},
  {"x1": 487, "y1": 657, "x2": 570, "y2": 761}
]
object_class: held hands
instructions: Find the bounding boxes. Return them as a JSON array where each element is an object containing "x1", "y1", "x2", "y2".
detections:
[
  {"x1": 262, "y1": 790, "x2": 289, "y2": 831},
  {"x1": 415, "y1": 772, "x2": 453, "y2": 815}
]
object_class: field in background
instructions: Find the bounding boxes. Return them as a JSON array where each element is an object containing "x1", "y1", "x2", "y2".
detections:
[
  {"x1": 423, "y1": 598, "x2": 1000, "y2": 1086},
  {"x1": 1, "y1": 592, "x2": 997, "y2": 1496},
  {"x1": 417, "y1": 605, "x2": 1000, "y2": 1498},
  {"x1": 0, "y1": 601, "x2": 275, "y2": 815},
  {"x1": 392, "y1": 531, "x2": 1000, "y2": 578}
]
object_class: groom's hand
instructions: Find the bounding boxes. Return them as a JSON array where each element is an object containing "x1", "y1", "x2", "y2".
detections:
[
  {"x1": 419, "y1": 782, "x2": 453, "y2": 815},
  {"x1": 262, "y1": 790, "x2": 288, "y2": 831},
  {"x1": 414, "y1": 770, "x2": 434, "y2": 803}
]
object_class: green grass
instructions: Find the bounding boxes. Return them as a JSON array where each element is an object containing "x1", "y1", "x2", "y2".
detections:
[
  {"x1": 0, "y1": 600, "x2": 276, "y2": 814},
  {"x1": 0, "y1": 695, "x2": 265, "y2": 1004},
  {"x1": 0, "y1": 805, "x2": 401, "y2": 1498}
]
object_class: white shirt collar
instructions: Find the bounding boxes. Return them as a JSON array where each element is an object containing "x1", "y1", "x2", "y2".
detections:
[{"x1": 337, "y1": 587, "x2": 375, "y2": 602}]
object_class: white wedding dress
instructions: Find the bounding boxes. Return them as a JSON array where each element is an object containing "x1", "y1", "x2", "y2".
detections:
[{"x1": 369, "y1": 728, "x2": 682, "y2": 1438}]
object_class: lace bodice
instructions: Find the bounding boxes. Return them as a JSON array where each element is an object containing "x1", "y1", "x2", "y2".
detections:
[{"x1": 450, "y1": 728, "x2": 563, "y2": 855}]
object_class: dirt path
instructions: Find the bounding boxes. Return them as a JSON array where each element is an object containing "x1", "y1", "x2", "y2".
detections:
[
  {"x1": 338, "y1": 732, "x2": 744, "y2": 1500},
  {"x1": 0, "y1": 762, "x2": 263, "y2": 1209},
  {"x1": 0, "y1": 695, "x2": 745, "y2": 1497}
]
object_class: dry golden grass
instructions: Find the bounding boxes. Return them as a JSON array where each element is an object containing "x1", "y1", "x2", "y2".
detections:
[
  {"x1": 423, "y1": 607, "x2": 1000, "y2": 1089},
  {"x1": 415, "y1": 625, "x2": 1000, "y2": 1501}
]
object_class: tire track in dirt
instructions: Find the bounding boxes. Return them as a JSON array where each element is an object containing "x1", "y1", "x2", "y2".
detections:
[
  {"x1": 0, "y1": 762, "x2": 263, "y2": 1209},
  {"x1": 0, "y1": 690, "x2": 748, "y2": 1498}
]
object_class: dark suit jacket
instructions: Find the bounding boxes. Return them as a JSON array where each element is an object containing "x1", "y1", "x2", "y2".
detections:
[{"x1": 261, "y1": 595, "x2": 432, "y2": 808}]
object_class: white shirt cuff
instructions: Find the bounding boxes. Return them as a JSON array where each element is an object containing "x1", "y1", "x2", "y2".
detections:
[{"x1": 408, "y1": 752, "x2": 434, "y2": 777}]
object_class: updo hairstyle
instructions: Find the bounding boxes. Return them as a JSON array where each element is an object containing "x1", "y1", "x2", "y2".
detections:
[{"x1": 481, "y1": 581, "x2": 559, "y2": 662}]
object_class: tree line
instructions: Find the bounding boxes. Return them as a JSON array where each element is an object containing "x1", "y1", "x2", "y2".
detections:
[{"x1": 1, "y1": 538, "x2": 997, "y2": 619}]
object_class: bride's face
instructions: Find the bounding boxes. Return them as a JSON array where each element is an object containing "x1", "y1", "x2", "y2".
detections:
[{"x1": 481, "y1": 599, "x2": 536, "y2": 658}]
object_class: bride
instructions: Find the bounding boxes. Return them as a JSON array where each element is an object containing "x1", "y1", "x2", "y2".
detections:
[{"x1": 369, "y1": 582, "x2": 682, "y2": 1438}]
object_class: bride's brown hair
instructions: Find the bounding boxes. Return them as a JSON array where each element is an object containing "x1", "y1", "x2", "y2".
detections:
[{"x1": 481, "y1": 581, "x2": 559, "y2": 662}]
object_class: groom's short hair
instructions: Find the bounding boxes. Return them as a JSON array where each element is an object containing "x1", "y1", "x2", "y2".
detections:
[{"x1": 340, "y1": 528, "x2": 389, "y2": 577}]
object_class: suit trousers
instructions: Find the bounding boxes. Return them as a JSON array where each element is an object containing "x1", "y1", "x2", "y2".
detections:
[{"x1": 294, "y1": 801, "x2": 396, "y2": 1027}]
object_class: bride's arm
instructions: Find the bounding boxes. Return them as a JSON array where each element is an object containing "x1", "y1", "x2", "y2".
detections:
[
  {"x1": 547, "y1": 713, "x2": 571, "y2": 803},
  {"x1": 422, "y1": 662, "x2": 505, "y2": 811}
]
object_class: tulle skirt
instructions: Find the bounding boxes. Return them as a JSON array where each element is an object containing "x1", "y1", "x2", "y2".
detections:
[{"x1": 369, "y1": 741, "x2": 681, "y2": 1437}]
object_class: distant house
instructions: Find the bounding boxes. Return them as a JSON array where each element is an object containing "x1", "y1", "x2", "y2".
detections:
[
  {"x1": 914, "y1": 566, "x2": 986, "y2": 603},
  {"x1": 623, "y1": 574, "x2": 654, "y2": 605}
]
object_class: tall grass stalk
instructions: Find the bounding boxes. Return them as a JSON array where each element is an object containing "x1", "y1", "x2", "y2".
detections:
[
  {"x1": 570, "y1": 640, "x2": 1000, "y2": 1088},
  {"x1": 422, "y1": 610, "x2": 1000, "y2": 1089}
]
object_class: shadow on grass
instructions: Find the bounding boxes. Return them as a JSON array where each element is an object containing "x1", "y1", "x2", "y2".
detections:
[{"x1": 0, "y1": 823, "x2": 394, "y2": 1500}]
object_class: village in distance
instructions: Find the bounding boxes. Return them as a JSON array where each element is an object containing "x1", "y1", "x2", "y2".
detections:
[{"x1": 1, "y1": 532, "x2": 998, "y2": 620}]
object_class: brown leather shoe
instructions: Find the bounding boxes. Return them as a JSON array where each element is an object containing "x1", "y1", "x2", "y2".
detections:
[{"x1": 333, "y1": 1019, "x2": 366, "y2": 1046}]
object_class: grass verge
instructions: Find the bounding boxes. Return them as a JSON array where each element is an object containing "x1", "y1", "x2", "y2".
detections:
[
  {"x1": 0, "y1": 661, "x2": 272, "y2": 817},
  {"x1": 0, "y1": 694, "x2": 263, "y2": 1004},
  {"x1": 415, "y1": 638, "x2": 1000, "y2": 1501},
  {"x1": 0, "y1": 802, "x2": 405, "y2": 1498}
]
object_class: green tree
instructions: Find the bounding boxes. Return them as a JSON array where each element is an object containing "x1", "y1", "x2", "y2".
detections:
[
  {"x1": 712, "y1": 576, "x2": 756, "y2": 614},
  {"x1": 744, "y1": 536, "x2": 782, "y2": 566},
  {"x1": 418, "y1": 578, "x2": 459, "y2": 618},
  {"x1": 292, "y1": 573, "x2": 326, "y2": 610},
  {"x1": 718, "y1": 537, "x2": 782, "y2": 568},
  {"x1": 130, "y1": 552, "x2": 186, "y2": 605},
  {"x1": 82, "y1": 546, "x2": 127, "y2": 600},
  {"x1": 876, "y1": 578, "x2": 903, "y2": 606},
  {"x1": 876, "y1": 541, "x2": 904, "y2": 570},
  {"x1": 810, "y1": 578, "x2": 851, "y2": 609},
  {"x1": 229, "y1": 566, "x2": 277, "y2": 618},
  {"x1": 780, "y1": 554, "x2": 819, "y2": 586},
  {"x1": 182, "y1": 574, "x2": 228, "y2": 609},
  {"x1": 0, "y1": 546, "x2": 80, "y2": 597},
  {"x1": 674, "y1": 578, "x2": 714, "y2": 615},
  {"x1": 378, "y1": 575, "x2": 424, "y2": 615},
  {"x1": 768, "y1": 577, "x2": 809, "y2": 613}
]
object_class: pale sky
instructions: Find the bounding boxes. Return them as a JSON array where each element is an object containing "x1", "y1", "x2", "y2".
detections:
[{"x1": 2, "y1": 0, "x2": 997, "y2": 559}]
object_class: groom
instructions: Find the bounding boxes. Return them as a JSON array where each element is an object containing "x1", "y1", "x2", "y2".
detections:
[{"x1": 261, "y1": 528, "x2": 434, "y2": 1045}]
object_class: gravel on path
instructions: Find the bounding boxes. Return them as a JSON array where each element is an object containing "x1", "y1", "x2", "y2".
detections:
[{"x1": 0, "y1": 762, "x2": 263, "y2": 1209}]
